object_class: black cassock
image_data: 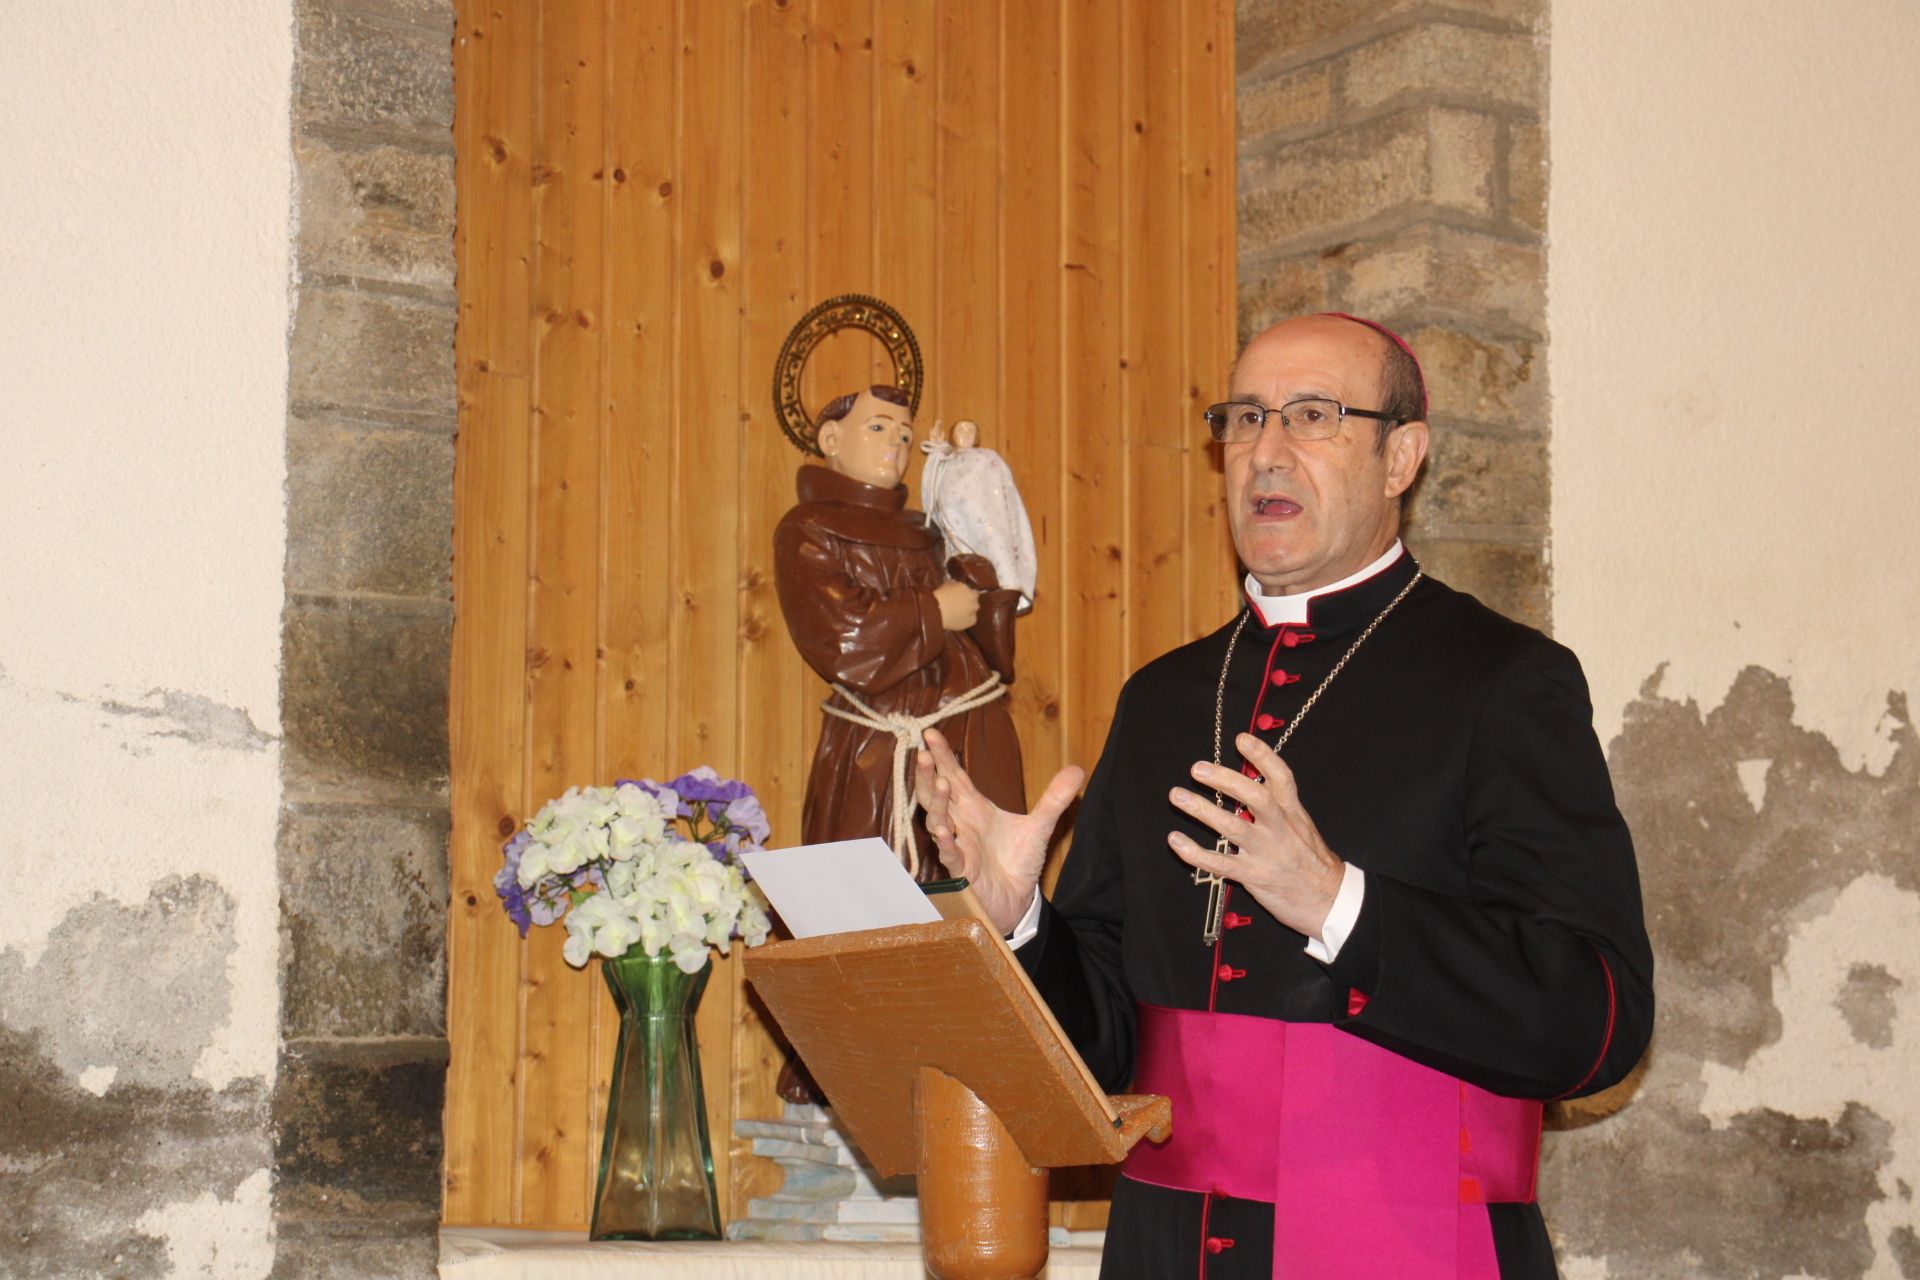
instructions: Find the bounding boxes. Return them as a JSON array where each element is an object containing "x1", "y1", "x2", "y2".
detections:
[{"x1": 1016, "y1": 550, "x2": 1654, "y2": 1279}]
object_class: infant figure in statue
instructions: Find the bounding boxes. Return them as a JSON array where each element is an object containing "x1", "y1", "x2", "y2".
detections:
[
  {"x1": 772, "y1": 386, "x2": 1027, "y2": 885},
  {"x1": 919, "y1": 419, "x2": 1038, "y2": 615}
]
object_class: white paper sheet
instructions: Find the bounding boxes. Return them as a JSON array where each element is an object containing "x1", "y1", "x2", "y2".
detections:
[{"x1": 740, "y1": 838, "x2": 942, "y2": 939}]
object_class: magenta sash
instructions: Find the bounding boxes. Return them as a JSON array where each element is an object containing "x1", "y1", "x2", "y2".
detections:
[{"x1": 1124, "y1": 1003, "x2": 1541, "y2": 1278}]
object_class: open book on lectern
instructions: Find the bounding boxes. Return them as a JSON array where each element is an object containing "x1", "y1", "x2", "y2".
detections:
[
  {"x1": 740, "y1": 836, "x2": 946, "y2": 938},
  {"x1": 739, "y1": 837, "x2": 1124, "y2": 1137}
]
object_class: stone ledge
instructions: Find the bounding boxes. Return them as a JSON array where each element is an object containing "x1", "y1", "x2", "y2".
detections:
[
  {"x1": 1239, "y1": 221, "x2": 1545, "y2": 341},
  {"x1": 303, "y1": 270, "x2": 458, "y2": 308},
  {"x1": 1239, "y1": 106, "x2": 1502, "y2": 259},
  {"x1": 296, "y1": 136, "x2": 455, "y2": 292},
  {"x1": 1404, "y1": 324, "x2": 1545, "y2": 428},
  {"x1": 273, "y1": 1037, "x2": 448, "y2": 1223},
  {"x1": 280, "y1": 802, "x2": 450, "y2": 1040},
  {"x1": 296, "y1": 0, "x2": 453, "y2": 141},
  {"x1": 287, "y1": 415, "x2": 454, "y2": 600},
  {"x1": 285, "y1": 778, "x2": 455, "y2": 809},
  {"x1": 281, "y1": 594, "x2": 453, "y2": 794},
  {"x1": 1409, "y1": 423, "x2": 1548, "y2": 529},
  {"x1": 291, "y1": 285, "x2": 457, "y2": 425},
  {"x1": 1406, "y1": 537, "x2": 1547, "y2": 631},
  {"x1": 1337, "y1": 21, "x2": 1541, "y2": 119},
  {"x1": 273, "y1": 1217, "x2": 442, "y2": 1280},
  {"x1": 1239, "y1": 27, "x2": 1542, "y2": 158},
  {"x1": 300, "y1": 117, "x2": 456, "y2": 158},
  {"x1": 1237, "y1": 0, "x2": 1540, "y2": 82},
  {"x1": 438, "y1": 1231, "x2": 1107, "y2": 1279},
  {"x1": 1238, "y1": 90, "x2": 1539, "y2": 167}
]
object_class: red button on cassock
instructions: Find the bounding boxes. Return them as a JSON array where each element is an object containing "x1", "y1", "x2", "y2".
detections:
[
  {"x1": 1206, "y1": 1237, "x2": 1236, "y2": 1254},
  {"x1": 1216, "y1": 965, "x2": 1246, "y2": 982},
  {"x1": 1281, "y1": 629, "x2": 1316, "y2": 648},
  {"x1": 1223, "y1": 912, "x2": 1253, "y2": 929},
  {"x1": 1270, "y1": 669, "x2": 1300, "y2": 687},
  {"x1": 1255, "y1": 713, "x2": 1284, "y2": 731}
]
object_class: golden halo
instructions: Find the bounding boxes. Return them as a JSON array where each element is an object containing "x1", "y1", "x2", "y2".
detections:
[{"x1": 772, "y1": 294, "x2": 924, "y2": 456}]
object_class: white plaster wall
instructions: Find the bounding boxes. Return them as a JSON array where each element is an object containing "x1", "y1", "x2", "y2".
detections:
[
  {"x1": 1550, "y1": 0, "x2": 1920, "y2": 774},
  {"x1": 1551, "y1": 3, "x2": 1920, "y2": 1274},
  {"x1": 0, "y1": 0, "x2": 292, "y2": 1270}
]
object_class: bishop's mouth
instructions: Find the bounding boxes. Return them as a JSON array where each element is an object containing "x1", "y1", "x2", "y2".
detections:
[{"x1": 1251, "y1": 496, "x2": 1302, "y2": 518}]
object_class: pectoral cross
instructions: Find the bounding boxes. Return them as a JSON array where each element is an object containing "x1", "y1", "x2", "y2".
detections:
[{"x1": 1195, "y1": 835, "x2": 1233, "y2": 945}]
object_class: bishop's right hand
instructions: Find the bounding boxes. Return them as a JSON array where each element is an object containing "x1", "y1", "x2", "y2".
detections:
[{"x1": 913, "y1": 727, "x2": 1085, "y2": 935}]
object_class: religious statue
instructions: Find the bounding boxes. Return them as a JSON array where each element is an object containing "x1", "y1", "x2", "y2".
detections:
[
  {"x1": 920, "y1": 419, "x2": 1038, "y2": 614},
  {"x1": 757, "y1": 296, "x2": 1032, "y2": 1110},
  {"x1": 772, "y1": 385, "x2": 1026, "y2": 883}
]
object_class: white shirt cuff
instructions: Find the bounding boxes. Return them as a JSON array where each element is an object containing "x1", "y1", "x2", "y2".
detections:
[
  {"x1": 1006, "y1": 886, "x2": 1044, "y2": 949},
  {"x1": 1303, "y1": 863, "x2": 1365, "y2": 964}
]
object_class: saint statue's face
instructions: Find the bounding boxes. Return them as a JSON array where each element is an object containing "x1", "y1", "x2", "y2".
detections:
[
  {"x1": 1223, "y1": 315, "x2": 1428, "y2": 594},
  {"x1": 951, "y1": 419, "x2": 979, "y2": 450},
  {"x1": 820, "y1": 390, "x2": 915, "y2": 489}
]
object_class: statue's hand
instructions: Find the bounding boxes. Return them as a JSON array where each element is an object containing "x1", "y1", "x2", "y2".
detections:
[
  {"x1": 933, "y1": 580, "x2": 981, "y2": 631},
  {"x1": 914, "y1": 728, "x2": 1084, "y2": 935}
]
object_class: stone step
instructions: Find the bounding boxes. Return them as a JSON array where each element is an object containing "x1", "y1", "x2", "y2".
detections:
[
  {"x1": 745, "y1": 1195, "x2": 922, "y2": 1226},
  {"x1": 749, "y1": 1137, "x2": 859, "y2": 1166}
]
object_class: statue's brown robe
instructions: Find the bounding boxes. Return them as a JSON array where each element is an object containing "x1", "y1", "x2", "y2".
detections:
[{"x1": 774, "y1": 464, "x2": 1025, "y2": 880}]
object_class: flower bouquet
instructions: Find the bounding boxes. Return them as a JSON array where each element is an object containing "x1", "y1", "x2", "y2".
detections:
[
  {"x1": 495, "y1": 767, "x2": 774, "y2": 1241},
  {"x1": 494, "y1": 767, "x2": 773, "y2": 972}
]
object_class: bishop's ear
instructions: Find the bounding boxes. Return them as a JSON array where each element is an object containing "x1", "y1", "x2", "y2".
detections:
[{"x1": 1383, "y1": 419, "x2": 1429, "y2": 499}]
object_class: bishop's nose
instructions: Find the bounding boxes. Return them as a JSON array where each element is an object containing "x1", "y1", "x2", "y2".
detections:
[{"x1": 1248, "y1": 422, "x2": 1300, "y2": 471}]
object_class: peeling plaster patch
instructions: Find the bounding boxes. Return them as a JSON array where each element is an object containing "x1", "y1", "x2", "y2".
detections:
[
  {"x1": 1701, "y1": 874, "x2": 1920, "y2": 1276},
  {"x1": 1890, "y1": 1226, "x2": 1920, "y2": 1278},
  {"x1": 0, "y1": 876, "x2": 237, "y2": 1091},
  {"x1": 96, "y1": 687, "x2": 276, "y2": 753},
  {"x1": 0, "y1": 673, "x2": 282, "y2": 1084},
  {"x1": 1541, "y1": 666, "x2": 1919, "y2": 1279},
  {"x1": 1586, "y1": 655, "x2": 1910, "y2": 779},
  {"x1": 135, "y1": 1167, "x2": 273, "y2": 1278},
  {"x1": 78, "y1": 1065, "x2": 117, "y2": 1096},
  {"x1": 1838, "y1": 963, "x2": 1903, "y2": 1051},
  {"x1": 1736, "y1": 757, "x2": 1771, "y2": 812},
  {"x1": 0, "y1": 1022, "x2": 268, "y2": 1280}
]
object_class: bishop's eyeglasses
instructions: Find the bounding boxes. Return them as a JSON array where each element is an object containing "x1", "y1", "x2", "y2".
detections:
[{"x1": 1203, "y1": 398, "x2": 1399, "y2": 444}]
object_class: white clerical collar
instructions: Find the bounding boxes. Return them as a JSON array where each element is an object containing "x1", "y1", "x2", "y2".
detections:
[{"x1": 1243, "y1": 541, "x2": 1406, "y2": 627}]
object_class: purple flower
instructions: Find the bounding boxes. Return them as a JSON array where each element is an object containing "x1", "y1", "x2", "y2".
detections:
[
  {"x1": 718, "y1": 794, "x2": 771, "y2": 845},
  {"x1": 495, "y1": 829, "x2": 534, "y2": 936},
  {"x1": 527, "y1": 874, "x2": 573, "y2": 926},
  {"x1": 668, "y1": 766, "x2": 752, "y2": 806}
]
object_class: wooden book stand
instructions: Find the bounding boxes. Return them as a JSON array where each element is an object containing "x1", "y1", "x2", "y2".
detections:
[{"x1": 743, "y1": 891, "x2": 1169, "y2": 1280}]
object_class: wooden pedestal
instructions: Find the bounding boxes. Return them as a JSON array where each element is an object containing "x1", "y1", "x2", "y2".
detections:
[{"x1": 744, "y1": 915, "x2": 1170, "y2": 1280}]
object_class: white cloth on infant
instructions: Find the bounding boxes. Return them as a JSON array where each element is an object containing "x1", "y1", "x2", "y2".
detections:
[{"x1": 920, "y1": 440, "x2": 1037, "y2": 614}]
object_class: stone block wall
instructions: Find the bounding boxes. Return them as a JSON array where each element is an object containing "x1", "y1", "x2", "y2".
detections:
[
  {"x1": 1235, "y1": 0, "x2": 1549, "y2": 627},
  {"x1": 275, "y1": 0, "x2": 456, "y2": 1274}
]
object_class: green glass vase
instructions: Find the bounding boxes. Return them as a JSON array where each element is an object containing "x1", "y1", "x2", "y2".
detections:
[{"x1": 589, "y1": 949, "x2": 721, "y2": 1241}]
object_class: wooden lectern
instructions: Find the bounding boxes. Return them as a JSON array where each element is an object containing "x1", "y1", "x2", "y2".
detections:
[{"x1": 743, "y1": 892, "x2": 1170, "y2": 1280}]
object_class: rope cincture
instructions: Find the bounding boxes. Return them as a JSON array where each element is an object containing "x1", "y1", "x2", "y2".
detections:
[{"x1": 821, "y1": 675, "x2": 1007, "y2": 878}]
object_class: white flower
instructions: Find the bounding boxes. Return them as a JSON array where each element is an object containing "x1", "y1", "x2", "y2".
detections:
[
  {"x1": 516, "y1": 841, "x2": 553, "y2": 888},
  {"x1": 562, "y1": 929, "x2": 592, "y2": 968},
  {"x1": 606, "y1": 816, "x2": 646, "y2": 859},
  {"x1": 604, "y1": 859, "x2": 638, "y2": 898},
  {"x1": 522, "y1": 779, "x2": 776, "y2": 970}
]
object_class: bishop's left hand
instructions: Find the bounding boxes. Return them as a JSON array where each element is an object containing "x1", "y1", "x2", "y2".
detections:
[{"x1": 1168, "y1": 733, "x2": 1346, "y2": 941}]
